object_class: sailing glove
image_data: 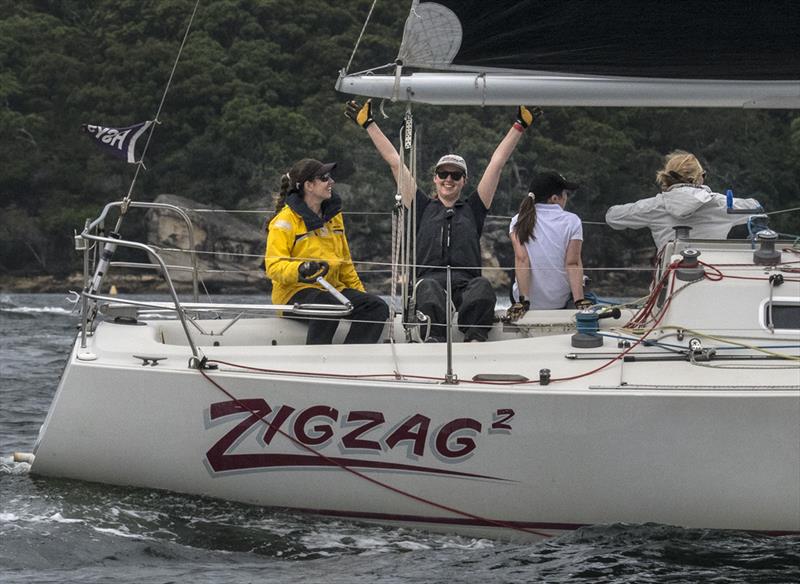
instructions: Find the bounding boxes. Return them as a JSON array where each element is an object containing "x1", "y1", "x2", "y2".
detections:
[
  {"x1": 298, "y1": 260, "x2": 328, "y2": 282},
  {"x1": 504, "y1": 296, "x2": 530, "y2": 322},
  {"x1": 574, "y1": 298, "x2": 593, "y2": 310},
  {"x1": 516, "y1": 106, "x2": 543, "y2": 129},
  {"x1": 345, "y1": 99, "x2": 374, "y2": 129}
]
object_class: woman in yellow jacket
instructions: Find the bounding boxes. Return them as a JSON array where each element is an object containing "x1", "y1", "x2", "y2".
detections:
[{"x1": 265, "y1": 158, "x2": 389, "y2": 344}]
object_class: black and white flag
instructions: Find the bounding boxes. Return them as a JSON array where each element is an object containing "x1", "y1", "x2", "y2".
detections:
[{"x1": 81, "y1": 121, "x2": 152, "y2": 163}]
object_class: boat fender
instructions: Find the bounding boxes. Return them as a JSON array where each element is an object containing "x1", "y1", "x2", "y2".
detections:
[
  {"x1": 12, "y1": 452, "x2": 34, "y2": 464},
  {"x1": 675, "y1": 249, "x2": 705, "y2": 282}
]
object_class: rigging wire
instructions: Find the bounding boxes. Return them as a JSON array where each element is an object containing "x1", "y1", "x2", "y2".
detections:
[
  {"x1": 344, "y1": 0, "x2": 378, "y2": 75},
  {"x1": 116, "y1": 0, "x2": 201, "y2": 229}
]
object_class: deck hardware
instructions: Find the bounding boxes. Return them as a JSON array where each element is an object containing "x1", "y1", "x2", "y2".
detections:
[
  {"x1": 571, "y1": 307, "x2": 620, "y2": 349},
  {"x1": 753, "y1": 230, "x2": 781, "y2": 265},
  {"x1": 673, "y1": 225, "x2": 692, "y2": 240},
  {"x1": 189, "y1": 355, "x2": 218, "y2": 370},
  {"x1": 539, "y1": 368, "x2": 551, "y2": 385},
  {"x1": 769, "y1": 274, "x2": 784, "y2": 287},
  {"x1": 472, "y1": 373, "x2": 530, "y2": 382},
  {"x1": 133, "y1": 355, "x2": 167, "y2": 366},
  {"x1": 676, "y1": 248, "x2": 705, "y2": 282}
]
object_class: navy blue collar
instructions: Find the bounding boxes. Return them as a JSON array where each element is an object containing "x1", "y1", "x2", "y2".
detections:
[{"x1": 286, "y1": 192, "x2": 342, "y2": 231}]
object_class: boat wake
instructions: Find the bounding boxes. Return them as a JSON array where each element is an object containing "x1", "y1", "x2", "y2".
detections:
[{"x1": 0, "y1": 295, "x2": 72, "y2": 316}]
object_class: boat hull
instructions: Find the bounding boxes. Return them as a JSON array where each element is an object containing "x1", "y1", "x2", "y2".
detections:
[{"x1": 32, "y1": 334, "x2": 800, "y2": 540}]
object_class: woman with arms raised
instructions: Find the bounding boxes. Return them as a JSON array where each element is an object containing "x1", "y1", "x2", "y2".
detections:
[
  {"x1": 265, "y1": 158, "x2": 389, "y2": 344},
  {"x1": 347, "y1": 99, "x2": 541, "y2": 342}
]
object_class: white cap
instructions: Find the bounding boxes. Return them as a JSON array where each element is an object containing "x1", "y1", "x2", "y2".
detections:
[{"x1": 435, "y1": 154, "x2": 468, "y2": 176}]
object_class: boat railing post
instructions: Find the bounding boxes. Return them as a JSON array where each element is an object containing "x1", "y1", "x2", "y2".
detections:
[
  {"x1": 78, "y1": 219, "x2": 91, "y2": 349},
  {"x1": 444, "y1": 265, "x2": 457, "y2": 384},
  {"x1": 81, "y1": 231, "x2": 201, "y2": 361}
]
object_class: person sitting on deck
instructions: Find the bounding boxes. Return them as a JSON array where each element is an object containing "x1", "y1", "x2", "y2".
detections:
[
  {"x1": 605, "y1": 150, "x2": 762, "y2": 251},
  {"x1": 346, "y1": 99, "x2": 541, "y2": 342},
  {"x1": 505, "y1": 171, "x2": 589, "y2": 323},
  {"x1": 265, "y1": 158, "x2": 389, "y2": 345}
]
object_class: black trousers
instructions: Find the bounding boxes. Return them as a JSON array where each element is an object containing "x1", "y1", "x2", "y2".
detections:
[
  {"x1": 288, "y1": 287, "x2": 389, "y2": 345},
  {"x1": 414, "y1": 272, "x2": 495, "y2": 342}
]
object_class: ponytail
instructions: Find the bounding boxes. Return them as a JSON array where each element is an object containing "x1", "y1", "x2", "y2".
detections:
[
  {"x1": 513, "y1": 194, "x2": 537, "y2": 244},
  {"x1": 656, "y1": 150, "x2": 704, "y2": 190},
  {"x1": 273, "y1": 173, "x2": 294, "y2": 216}
]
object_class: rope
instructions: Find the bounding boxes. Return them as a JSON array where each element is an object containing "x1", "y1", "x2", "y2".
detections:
[
  {"x1": 766, "y1": 206, "x2": 800, "y2": 216},
  {"x1": 344, "y1": 0, "x2": 378, "y2": 75},
  {"x1": 197, "y1": 364, "x2": 552, "y2": 538},
  {"x1": 117, "y1": 0, "x2": 201, "y2": 226}
]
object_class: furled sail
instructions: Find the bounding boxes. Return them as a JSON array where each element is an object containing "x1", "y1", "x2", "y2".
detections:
[{"x1": 336, "y1": 0, "x2": 800, "y2": 108}]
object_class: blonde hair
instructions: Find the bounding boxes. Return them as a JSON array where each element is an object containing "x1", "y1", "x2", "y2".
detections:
[{"x1": 656, "y1": 150, "x2": 705, "y2": 190}]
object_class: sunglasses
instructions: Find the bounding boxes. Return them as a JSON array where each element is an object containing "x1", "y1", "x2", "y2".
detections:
[
  {"x1": 436, "y1": 170, "x2": 464, "y2": 181},
  {"x1": 315, "y1": 173, "x2": 333, "y2": 182}
]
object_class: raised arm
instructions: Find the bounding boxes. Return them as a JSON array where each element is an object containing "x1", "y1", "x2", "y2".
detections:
[
  {"x1": 477, "y1": 106, "x2": 542, "y2": 209},
  {"x1": 347, "y1": 100, "x2": 416, "y2": 208}
]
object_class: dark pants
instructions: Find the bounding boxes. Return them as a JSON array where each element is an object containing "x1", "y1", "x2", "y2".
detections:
[
  {"x1": 288, "y1": 287, "x2": 389, "y2": 345},
  {"x1": 415, "y1": 273, "x2": 495, "y2": 342}
]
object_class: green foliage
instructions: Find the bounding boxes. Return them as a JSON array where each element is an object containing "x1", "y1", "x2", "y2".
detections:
[{"x1": 0, "y1": 0, "x2": 797, "y2": 285}]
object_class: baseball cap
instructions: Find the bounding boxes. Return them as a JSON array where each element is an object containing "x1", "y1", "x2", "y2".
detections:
[
  {"x1": 435, "y1": 154, "x2": 468, "y2": 177},
  {"x1": 529, "y1": 171, "x2": 578, "y2": 200},
  {"x1": 293, "y1": 159, "x2": 337, "y2": 185}
]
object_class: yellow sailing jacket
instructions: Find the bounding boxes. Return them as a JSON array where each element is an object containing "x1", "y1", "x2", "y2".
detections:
[{"x1": 265, "y1": 192, "x2": 364, "y2": 304}]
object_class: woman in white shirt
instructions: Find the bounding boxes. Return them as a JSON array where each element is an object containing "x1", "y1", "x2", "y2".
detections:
[
  {"x1": 605, "y1": 150, "x2": 761, "y2": 250},
  {"x1": 507, "y1": 171, "x2": 588, "y2": 320}
]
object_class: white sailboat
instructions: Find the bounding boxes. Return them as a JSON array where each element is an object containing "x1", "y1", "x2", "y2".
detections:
[{"x1": 26, "y1": 0, "x2": 800, "y2": 540}]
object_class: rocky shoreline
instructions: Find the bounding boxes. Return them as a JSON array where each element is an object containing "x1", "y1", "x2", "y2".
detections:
[{"x1": 0, "y1": 273, "x2": 270, "y2": 295}]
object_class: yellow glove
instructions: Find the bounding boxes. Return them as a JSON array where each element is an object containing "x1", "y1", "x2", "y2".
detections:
[
  {"x1": 516, "y1": 106, "x2": 543, "y2": 129},
  {"x1": 345, "y1": 99, "x2": 374, "y2": 129}
]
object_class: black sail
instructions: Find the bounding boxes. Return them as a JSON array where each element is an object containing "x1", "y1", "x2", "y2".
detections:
[{"x1": 400, "y1": 0, "x2": 799, "y2": 80}]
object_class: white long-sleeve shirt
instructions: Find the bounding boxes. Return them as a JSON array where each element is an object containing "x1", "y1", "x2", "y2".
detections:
[{"x1": 605, "y1": 184, "x2": 761, "y2": 250}]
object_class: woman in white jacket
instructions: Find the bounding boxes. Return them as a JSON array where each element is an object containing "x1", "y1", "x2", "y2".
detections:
[{"x1": 605, "y1": 150, "x2": 761, "y2": 250}]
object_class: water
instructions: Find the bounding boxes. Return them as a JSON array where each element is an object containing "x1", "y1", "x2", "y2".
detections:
[{"x1": 1, "y1": 293, "x2": 798, "y2": 583}]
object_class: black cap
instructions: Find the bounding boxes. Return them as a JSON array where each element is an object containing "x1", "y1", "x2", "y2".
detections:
[
  {"x1": 291, "y1": 159, "x2": 337, "y2": 186},
  {"x1": 529, "y1": 171, "x2": 578, "y2": 201}
]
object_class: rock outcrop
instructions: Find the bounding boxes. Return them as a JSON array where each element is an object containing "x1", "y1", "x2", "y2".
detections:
[{"x1": 145, "y1": 194, "x2": 267, "y2": 291}]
